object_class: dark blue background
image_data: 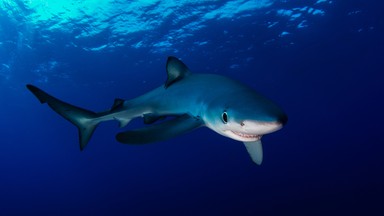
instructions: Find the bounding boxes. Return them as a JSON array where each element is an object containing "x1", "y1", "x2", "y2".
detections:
[{"x1": 0, "y1": 1, "x2": 383, "y2": 215}]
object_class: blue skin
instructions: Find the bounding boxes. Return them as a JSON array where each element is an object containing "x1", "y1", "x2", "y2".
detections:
[{"x1": 27, "y1": 56, "x2": 287, "y2": 165}]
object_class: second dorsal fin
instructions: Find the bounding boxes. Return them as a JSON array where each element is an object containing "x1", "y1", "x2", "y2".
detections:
[{"x1": 111, "y1": 98, "x2": 124, "y2": 111}]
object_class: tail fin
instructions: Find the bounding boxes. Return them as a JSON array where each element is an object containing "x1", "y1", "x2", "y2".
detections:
[{"x1": 26, "y1": 84, "x2": 99, "y2": 150}]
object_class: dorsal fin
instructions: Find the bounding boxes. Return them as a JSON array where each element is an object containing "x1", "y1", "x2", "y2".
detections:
[{"x1": 164, "y1": 56, "x2": 190, "y2": 88}]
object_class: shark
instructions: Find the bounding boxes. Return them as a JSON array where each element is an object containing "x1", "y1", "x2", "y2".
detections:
[{"x1": 27, "y1": 56, "x2": 287, "y2": 165}]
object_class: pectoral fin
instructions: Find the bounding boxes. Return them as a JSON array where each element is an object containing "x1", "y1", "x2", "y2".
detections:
[
  {"x1": 243, "y1": 140, "x2": 263, "y2": 165},
  {"x1": 116, "y1": 114, "x2": 203, "y2": 144}
]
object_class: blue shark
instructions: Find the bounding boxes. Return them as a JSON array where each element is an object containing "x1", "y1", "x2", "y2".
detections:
[{"x1": 27, "y1": 56, "x2": 287, "y2": 165}]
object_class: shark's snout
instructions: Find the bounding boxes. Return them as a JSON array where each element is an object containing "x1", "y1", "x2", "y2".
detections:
[
  {"x1": 278, "y1": 113, "x2": 288, "y2": 126},
  {"x1": 242, "y1": 120, "x2": 283, "y2": 135}
]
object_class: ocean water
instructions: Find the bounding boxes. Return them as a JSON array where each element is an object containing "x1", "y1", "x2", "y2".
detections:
[{"x1": 0, "y1": 0, "x2": 383, "y2": 215}]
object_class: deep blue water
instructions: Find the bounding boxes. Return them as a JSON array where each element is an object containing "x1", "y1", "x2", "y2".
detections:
[{"x1": 1, "y1": 0, "x2": 383, "y2": 215}]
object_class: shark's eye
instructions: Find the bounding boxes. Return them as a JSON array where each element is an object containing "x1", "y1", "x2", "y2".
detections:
[{"x1": 222, "y1": 111, "x2": 228, "y2": 124}]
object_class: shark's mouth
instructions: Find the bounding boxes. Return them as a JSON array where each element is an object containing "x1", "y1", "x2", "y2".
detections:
[{"x1": 231, "y1": 131, "x2": 262, "y2": 141}]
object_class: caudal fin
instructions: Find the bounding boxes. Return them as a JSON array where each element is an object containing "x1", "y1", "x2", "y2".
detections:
[{"x1": 26, "y1": 84, "x2": 99, "y2": 150}]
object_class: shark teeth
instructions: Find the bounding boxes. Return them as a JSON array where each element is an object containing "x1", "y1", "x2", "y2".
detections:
[{"x1": 232, "y1": 131, "x2": 261, "y2": 140}]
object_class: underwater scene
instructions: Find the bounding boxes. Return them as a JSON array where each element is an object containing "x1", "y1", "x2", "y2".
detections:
[{"x1": 0, "y1": 0, "x2": 383, "y2": 215}]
